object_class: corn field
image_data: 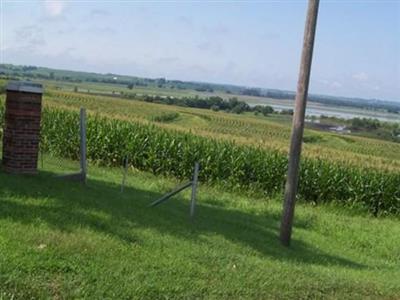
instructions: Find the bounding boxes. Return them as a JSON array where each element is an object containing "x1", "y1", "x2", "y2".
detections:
[
  {"x1": 34, "y1": 107, "x2": 399, "y2": 215},
  {"x1": 0, "y1": 100, "x2": 398, "y2": 215}
]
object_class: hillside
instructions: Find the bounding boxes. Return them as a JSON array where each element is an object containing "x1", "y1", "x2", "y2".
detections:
[
  {"x1": 2, "y1": 1, "x2": 399, "y2": 299},
  {"x1": 0, "y1": 68, "x2": 399, "y2": 299},
  {"x1": 38, "y1": 90, "x2": 400, "y2": 170},
  {"x1": 0, "y1": 155, "x2": 399, "y2": 299},
  {"x1": 1, "y1": 83, "x2": 400, "y2": 214},
  {"x1": 1, "y1": 85, "x2": 398, "y2": 170}
]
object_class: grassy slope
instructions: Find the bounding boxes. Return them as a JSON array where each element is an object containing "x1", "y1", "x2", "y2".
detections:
[{"x1": 0, "y1": 156, "x2": 399, "y2": 299}]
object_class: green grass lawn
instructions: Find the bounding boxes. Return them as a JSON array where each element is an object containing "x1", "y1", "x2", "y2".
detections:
[{"x1": 0, "y1": 156, "x2": 399, "y2": 299}]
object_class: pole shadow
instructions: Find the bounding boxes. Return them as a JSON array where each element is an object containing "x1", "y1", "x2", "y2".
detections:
[{"x1": 0, "y1": 169, "x2": 365, "y2": 269}]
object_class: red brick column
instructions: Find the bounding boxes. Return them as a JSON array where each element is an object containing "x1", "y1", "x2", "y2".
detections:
[{"x1": 2, "y1": 82, "x2": 43, "y2": 174}]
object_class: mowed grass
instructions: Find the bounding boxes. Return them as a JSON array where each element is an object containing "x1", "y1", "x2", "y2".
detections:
[{"x1": 0, "y1": 156, "x2": 399, "y2": 299}]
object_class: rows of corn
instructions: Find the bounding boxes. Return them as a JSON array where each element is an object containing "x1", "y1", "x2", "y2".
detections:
[
  {"x1": 0, "y1": 99, "x2": 398, "y2": 214},
  {"x1": 44, "y1": 91, "x2": 400, "y2": 171},
  {"x1": 32, "y1": 107, "x2": 399, "y2": 215}
]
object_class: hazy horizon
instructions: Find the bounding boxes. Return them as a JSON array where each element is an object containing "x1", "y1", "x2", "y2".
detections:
[
  {"x1": 1, "y1": 0, "x2": 399, "y2": 102},
  {"x1": 3, "y1": 61, "x2": 400, "y2": 105}
]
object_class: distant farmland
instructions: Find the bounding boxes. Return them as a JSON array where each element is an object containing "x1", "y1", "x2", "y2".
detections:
[{"x1": 1, "y1": 83, "x2": 399, "y2": 214}]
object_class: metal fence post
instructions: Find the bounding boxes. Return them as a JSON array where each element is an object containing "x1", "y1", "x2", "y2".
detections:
[
  {"x1": 190, "y1": 162, "x2": 199, "y2": 219},
  {"x1": 80, "y1": 108, "x2": 87, "y2": 183},
  {"x1": 121, "y1": 156, "x2": 129, "y2": 192}
]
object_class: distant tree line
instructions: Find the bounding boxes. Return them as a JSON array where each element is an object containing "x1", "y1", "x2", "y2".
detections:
[
  {"x1": 2, "y1": 63, "x2": 398, "y2": 114},
  {"x1": 351, "y1": 118, "x2": 382, "y2": 130},
  {"x1": 350, "y1": 118, "x2": 400, "y2": 138},
  {"x1": 319, "y1": 115, "x2": 400, "y2": 142},
  {"x1": 121, "y1": 93, "x2": 275, "y2": 116},
  {"x1": 350, "y1": 117, "x2": 400, "y2": 140}
]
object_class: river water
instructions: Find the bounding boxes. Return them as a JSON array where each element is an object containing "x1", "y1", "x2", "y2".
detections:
[{"x1": 248, "y1": 102, "x2": 400, "y2": 123}]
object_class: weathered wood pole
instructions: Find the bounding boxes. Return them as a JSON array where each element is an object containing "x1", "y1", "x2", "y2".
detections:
[
  {"x1": 280, "y1": 0, "x2": 319, "y2": 247},
  {"x1": 80, "y1": 108, "x2": 87, "y2": 183}
]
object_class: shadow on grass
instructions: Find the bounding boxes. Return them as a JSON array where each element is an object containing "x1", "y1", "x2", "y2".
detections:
[{"x1": 0, "y1": 169, "x2": 365, "y2": 269}]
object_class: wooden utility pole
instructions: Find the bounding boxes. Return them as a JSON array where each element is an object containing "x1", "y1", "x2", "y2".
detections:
[{"x1": 280, "y1": 0, "x2": 319, "y2": 247}]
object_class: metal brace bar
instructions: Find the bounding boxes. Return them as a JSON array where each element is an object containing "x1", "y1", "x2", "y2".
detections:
[{"x1": 149, "y1": 181, "x2": 193, "y2": 207}]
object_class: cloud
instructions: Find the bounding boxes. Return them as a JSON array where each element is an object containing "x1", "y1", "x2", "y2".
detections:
[
  {"x1": 157, "y1": 57, "x2": 180, "y2": 64},
  {"x1": 331, "y1": 81, "x2": 342, "y2": 89},
  {"x1": 197, "y1": 41, "x2": 224, "y2": 55},
  {"x1": 14, "y1": 25, "x2": 46, "y2": 49},
  {"x1": 352, "y1": 72, "x2": 368, "y2": 82},
  {"x1": 90, "y1": 9, "x2": 110, "y2": 17},
  {"x1": 316, "y1": 79, "x2": 342, "y2": 89},
  {"x1": 87, "y1": 27, "x2": 116, "y2": 35},
  {"x1": 15, "y1": 25, "x2": 41, "y2": 40},
  {"x1": 44, "y1": 0, "x2": 65, "y2": 17},
  {"x1": 261, "y1": 32, "x2": 280, "y2": 41},
  {"x1": 202, "y1": 23, "x2": 229, "y2": 35},
  {"x1": 176, "y1": 16, "x2": 193, "y2": 28},
  {"x1": 3, "y1": 47, "x2": 86, "y2": 72},
  {"x1": 317, "y1": 79, "x2": 329, "y2": 85},
  {"x1": 56, "y1": 27, "x2": 76, "y2": 35}
]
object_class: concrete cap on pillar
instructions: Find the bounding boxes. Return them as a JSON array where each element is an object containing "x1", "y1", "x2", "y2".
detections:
[{"x1": 6, "y1": 81, "x2": 43, "y2": 94}]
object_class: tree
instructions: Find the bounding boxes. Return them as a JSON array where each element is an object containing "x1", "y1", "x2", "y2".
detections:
[
  {"x1": 157, "y1": 78, "x2": 166, "y2": 85},
  {"x1": 228, "y1": 97, "x2": 239, "y2": 109},
  {"x1": 261, "y1": 106, "x2": 274, "y2": 116},
  {"x1": 351, "y1": 118, "x2": 381, "y2": 130},
  {"x1": 231, "y1": 102, "x2": 249, "y2": 114},
  {"x1": 392, "y1": 124, "x2": 400, "y2": 139},
  {"x1": 211, "y1": 105, "x2": 220, "y2": 112},
  {"x1": 127, "y1": 83, "x2": 134, "y2": 89},
  {"x1": 241, "y1": 88, "x2": 261, "y2": 97},
  {"x1": 280, "y1": 109, "x2": 294, "y2": 115}
]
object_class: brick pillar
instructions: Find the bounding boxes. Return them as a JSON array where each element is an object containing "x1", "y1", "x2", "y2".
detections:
[{"x1": 2, "y1": 81, "x2": 43, "y2": 174}]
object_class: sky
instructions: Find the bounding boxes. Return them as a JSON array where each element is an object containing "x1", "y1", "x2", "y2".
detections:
[{"x1": 1, "y1": 0, "x2": 399, "y2": 101}]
